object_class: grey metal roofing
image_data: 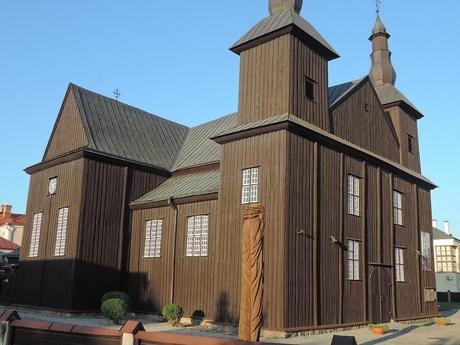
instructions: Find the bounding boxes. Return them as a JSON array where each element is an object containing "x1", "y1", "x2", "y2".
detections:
[
  {"x1": 71, "y1": 84, "x2": 189, "y2": 171},
  {"x1": 374, "y1": 84, "x2": 423, "y2": 117},
  {"x1": 372, "y1": 14, "x2": 387, "y2": 35},
  {"x1": 231, "y1": 9, "x2": 339, "y2": 59},
  {"x1": 433, "y1": 228, "x2": 459, "y2": 241},
  {"x1": 212, "y1": 113, "x2": 435, "y2": 188},
  {"x1": 172, "y1": 114, "x2": 237, "y2": 171},
  {"x1": 328, "y1": 78, "x2": 364, "y2": 108},
  {"x1": 132, "y1": 170, "x2": 220, "y2": 205}
]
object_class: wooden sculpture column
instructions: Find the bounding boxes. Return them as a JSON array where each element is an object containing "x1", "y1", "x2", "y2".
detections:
[{"x1": 238, "y1": 205, "x2": 265, "y2": 342}]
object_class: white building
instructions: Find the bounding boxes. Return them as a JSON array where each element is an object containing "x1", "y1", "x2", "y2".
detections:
[
  {"x1": 433, "y1": 220, "x2": 460, "y2": 293},
  {"x1": 0, "y1": 205, "x2": 24, "y2": 246}
]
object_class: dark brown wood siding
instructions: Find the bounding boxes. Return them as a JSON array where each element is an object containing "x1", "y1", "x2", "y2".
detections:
[
  {"x1": 44, "y1": 88, "x2": 88, "y2": 160},
  {"x1": 15, "y1": 159, "x2": 85, "y2": 309},
  {"x1": 285, "y1": 133, "x2": 315, "y2": 327},
  {"x1": 386, "y1": 106, "x2": 421, "y2": 173},
  {"x1": 73, "y1": 159, "x2": 167, "y2": 310},
  {"x1": 215, "y1": 131, "x2": 288, "y2": 329},
  {"x1": 237, "y1": 35, "x2": 329, "y2": 130},
  {"x1": 331, "y1": 80, "x2": 400, "y2": 163},
  {"x1": 129, "y1": 199, "x2": 218, "y2": 318}
]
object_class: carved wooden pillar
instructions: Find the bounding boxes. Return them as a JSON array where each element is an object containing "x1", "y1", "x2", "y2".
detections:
[{"x1": 238, "y1": 205, "x2": 265, "y2": 342}]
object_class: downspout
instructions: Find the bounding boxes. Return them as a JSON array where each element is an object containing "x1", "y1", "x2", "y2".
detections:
[{"x1": 168, "y1": 197, "x2": 178, "y2": 304}]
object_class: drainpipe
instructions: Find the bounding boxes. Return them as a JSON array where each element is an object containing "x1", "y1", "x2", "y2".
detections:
[{"x1": 168, "y1": 197, "x2": 178, "y2": 304}]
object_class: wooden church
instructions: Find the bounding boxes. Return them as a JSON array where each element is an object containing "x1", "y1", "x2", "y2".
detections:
[{"x1": 15, "y1": 0, "x2": 438, "y2": 332}]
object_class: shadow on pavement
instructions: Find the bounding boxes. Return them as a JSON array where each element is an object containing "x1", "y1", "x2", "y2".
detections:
[{"x1": 360, "y1": 325, "x2": 419, "y2": 345}]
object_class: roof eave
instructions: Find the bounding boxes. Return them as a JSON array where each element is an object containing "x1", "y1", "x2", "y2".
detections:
[
  {"x1": 230, "y1": 24, "x2": 339, "y2": 61},
  {"x1": 382, "y1": 100, "x2": 424, "y2": 120}
]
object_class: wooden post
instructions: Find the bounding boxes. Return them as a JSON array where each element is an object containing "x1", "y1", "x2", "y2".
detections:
[
  {"x1": 339, "y1": 153, "x2": 344, "y2": 324},
  {"x1": 312, "y1": 142, "x2": 319, "y2": 326}
]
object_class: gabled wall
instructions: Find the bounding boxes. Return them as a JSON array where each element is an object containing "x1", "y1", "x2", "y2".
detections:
[
  {"x1": 44, "y1": 88, "x2": 88, "y2": 160},
  {"x1": 331, "y1": 79, "x2": 400, "y2": 163}
]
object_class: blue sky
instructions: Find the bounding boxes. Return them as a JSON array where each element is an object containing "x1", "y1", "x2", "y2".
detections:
[{"x1": 1, "y1": 1, "x2": 459, "y2": 236}]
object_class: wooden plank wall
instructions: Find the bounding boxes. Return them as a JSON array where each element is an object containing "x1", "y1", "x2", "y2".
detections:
[
  {"x1": 331, "y1": 80, "x2": 400, "y2": 163},
  {"x1": 73, "y1": 159, "x2": 167, "y2": 310},
  {"x1": 15, "y1": 159, "x2": 85, "y2": 309},
  {"x1": 237, "y1": 35, "x2": 329, "y2": 131},
  {"x1": 386, "y1": 106, "x2": 421, "y2": 173},
  {"x1": 393, "y1": 177, "x2": 420, "y2": 319},
  {"x1": 129, "y1": 199, "x2": 218, "y2": 318},
  {"x1": 44, "y1": 88, "x2": 88, "y2": 160},
  {"x1": 342, "y1": 157, "x2": 365, "y2": 324},
  {"x1": 72, "y1": 159, "x2": 126, "y2": 309},
  {"x1": 288, "y1": 36, "x2": 329, "y2": 130},
  {"x1": 216, "y1": 132, "x2": 288, "y2": 328},
  {"x1": 285, "y1": 133, "x2": 315, "y2": 327},
  {"x1": 237, "y1": 35, "x2": 291, "y2": 126}
]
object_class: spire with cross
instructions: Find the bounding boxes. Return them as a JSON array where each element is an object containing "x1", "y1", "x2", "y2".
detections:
[
  {"x1": 113, "y1": 89, "x2": 121, "y2": 100},
  {"x1": 375, "y1": 0, "x2": 381, "y2": 14}
]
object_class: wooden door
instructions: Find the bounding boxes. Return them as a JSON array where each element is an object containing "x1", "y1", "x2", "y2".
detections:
[{"x1": 369, "y1": 266, "x2": 391, "y2": 323}]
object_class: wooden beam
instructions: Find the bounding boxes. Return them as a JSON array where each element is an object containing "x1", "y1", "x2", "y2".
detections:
[
  {"x1": 339, "y1": 153, "x2": 344, "y2": 324},
  {"x1": 362, "y1": 161, "x2": 368, "y2": 323},
  {"x1": 390, "y1": 173, "x2": 397, "y2": 320},
  {"x1": 312, "y1": 142, "x2": 319, "y2": 326}
]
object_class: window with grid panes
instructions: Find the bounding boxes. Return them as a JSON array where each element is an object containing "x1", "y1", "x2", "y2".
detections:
[
  {"x1": 186, "y1": 215, "x2": 208, "y2": 257},
  {"x1": 144, "y1": 219, "x2": 163, "y2": 258},
  {"x1": 29, "y1": 212, "x2": 43, "y2": 257},
  {"x1": 54, "y1": 207, "x2": 69, "y2": 256},
  {"x1": 435, "y1": 246, "x2": 457, "y2": 272},
  {"x1": 347, "y1": 175, "x2": 360, "y2": 216},
  {"x1": 395, "y1": 247, "x2": 405, "y2": 282},
  {"x1": 393, "y1": 191, "x2": 403, "y2": 225},
  {"x1": 347, "y1": 240, "x2": 360, "y2": 280},
  {"x1": 242, "y1": 168, "x2": 259, "y2": 204}
]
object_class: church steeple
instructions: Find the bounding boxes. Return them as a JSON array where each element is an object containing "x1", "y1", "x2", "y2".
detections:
[
  {"x1": 269, "y1": 0, "x2": 303, "y2": 15},
  {"x1": 369, "y1": 14, "x2": 396, "y2": 86}
]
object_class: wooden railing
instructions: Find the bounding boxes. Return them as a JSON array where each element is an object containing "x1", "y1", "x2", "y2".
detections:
[{"x1": 0, "y1": 310, "x2": 274, "y2": 345}]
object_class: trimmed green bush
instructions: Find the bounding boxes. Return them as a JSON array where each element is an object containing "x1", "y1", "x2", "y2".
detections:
[
  {"x1": 101, "y1": 298, "x2": 128, "y2": 324},
  {"x1": 162, "y1": 304, "x2": 184, "y2": 322},
  {"x1": 101, "y1": 291, "x2": 130, "y2": 307}
]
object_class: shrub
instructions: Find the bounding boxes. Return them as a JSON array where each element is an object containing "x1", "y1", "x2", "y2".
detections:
[
  {"x1": 192, "y1": 310, "x2": 205, "y2": 319},
  {"x1": 162, "y1": 304, "x2": 184, "y2": 323},
  {"x1": 101, "y1": 291, "x2": 130, "y2": 307},
  {"x1": 368, "y1": 323, "x2": 389, "y2": 331},
  {"x1": 101, "y1": 298, "x2": 128, "y2": 324},
  {"x1": 435, "y1": 317, "x2": 450, "y2": 326}
]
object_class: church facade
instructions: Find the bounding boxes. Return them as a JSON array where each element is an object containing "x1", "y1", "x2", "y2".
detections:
[{"x1": 15, "y1": 1, "x2": 438, "y2": 331}]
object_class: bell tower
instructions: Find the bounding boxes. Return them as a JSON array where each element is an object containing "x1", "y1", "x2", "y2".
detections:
[{"x1": 231, "y1": 0, "x2": 339, "y2": 129}]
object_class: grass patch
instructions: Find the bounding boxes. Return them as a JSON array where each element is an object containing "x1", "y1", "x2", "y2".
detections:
[{"x1": 438, "y1": 302, "x2": 460, "y2": 311}]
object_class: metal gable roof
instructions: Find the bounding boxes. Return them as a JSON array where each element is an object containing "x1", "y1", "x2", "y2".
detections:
[
  {"x1": 132, "y1": 170, "x2": 220, "y2": 205},
  {"x1": 231, "y1": 9, "x2": 339, "y2": 59},
  {"x1": 71, "y1": 84, "x2": 189, "y2": 171},
  {"x1": 374, "y1": 84, "x2": 423, "y2": 118},
  {"x1": 172, "y1": 114, "x2": 237, "y2": 171}
]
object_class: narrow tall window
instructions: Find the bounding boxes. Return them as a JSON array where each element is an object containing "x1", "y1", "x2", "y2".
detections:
[
  {"x1": 408, "y1": 134, "x2": 415, "y2": 153},
  {"x1": 54, "y1": 207, "x2": 69, "y2": 256},
  {"x1": 347, "y1": 240, "x2": 360, "y2": 280},
  {"x1": 242, "y1": 168, "x2": 259, "y2": 204},
  {"x1": 305, "y1": 76, "x2": 315, "y2": 101},
  {"x1": 393, "y1": 191, "x2": 403, "y2": 225},
  {"x1": 48, "y1": 177, "x2": 57, "y2": 195},
  {"x1": 144, "y1": 219, "x2": 163, "y2": 258},
  {"x1": 395, "y1": 247, "x2": 405, "y2": 282},
  {"x1": 347, "y1": 175, "x2": 360, "y2": 216},
  {"x1": 421, "y1": 231, "x2": 432, "y2": 271},
  {"x1": 29, "y1": 212, "x2": 43, "y2": 257},
  {"x1": 186, "y1": 215, "x2": 209, "y2": 257}
]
